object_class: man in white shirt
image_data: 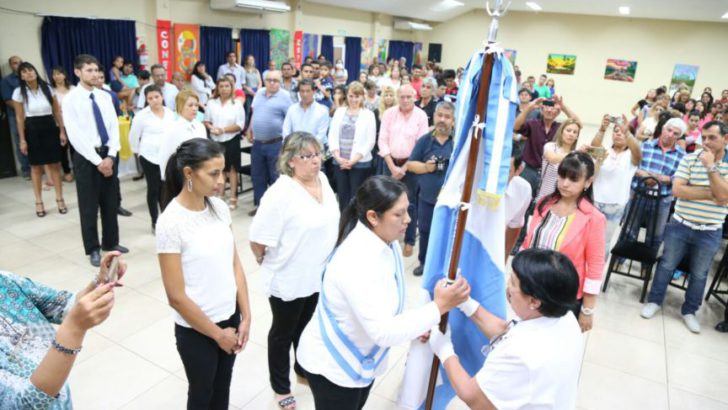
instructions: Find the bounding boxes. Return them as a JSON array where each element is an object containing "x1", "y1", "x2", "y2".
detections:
[
  {"x1": 136, "y1": 64, "x2": 178, "y2": 111},
  {"x1": 282, "y1": 79, "x2": 329, "y2": 145},
  {"x1": 216, "y1": 51, "x2": 246, "y2": 91},
  {"x1": 62, "y1": 54, "x2": 128, "y2": 267},
  {"x1": 505, "y1": 149, "x2": 532, "y2": 262}
]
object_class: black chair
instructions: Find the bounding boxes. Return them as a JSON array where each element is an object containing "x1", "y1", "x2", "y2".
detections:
[
  {"x1": 705, "y1": 245, "x2": 728, "y2": 309},
  {"x1": 602, "y1": 177, "x2": 666, "y2": 302},
  {"x1": 237, "y1": 145, "x2": 253, "y2": 195}
]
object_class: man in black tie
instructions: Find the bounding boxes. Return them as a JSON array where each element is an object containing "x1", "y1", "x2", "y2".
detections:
[{"x1": 62, "y1": 54, "x2": 128, "y2": 267}]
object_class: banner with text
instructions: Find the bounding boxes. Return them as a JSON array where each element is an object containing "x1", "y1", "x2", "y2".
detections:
[{"x1": 156, "y1": 20, "x2": 172, "y2": 81}]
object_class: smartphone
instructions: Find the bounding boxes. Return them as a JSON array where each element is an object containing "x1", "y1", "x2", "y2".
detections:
[
  {"x1": 542, "y1": 100, "x2": 555, "y2": 107},
  {"x1": 100, "y1": 256, "x2": 120, "y2": 284},
  {"x1": 609, "y1": 115, "x2": 624, "y2": 125}
]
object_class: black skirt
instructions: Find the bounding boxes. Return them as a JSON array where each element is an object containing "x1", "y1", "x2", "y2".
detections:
[
  {"x1": 25, "y1": 115, "x2": 62, "y2": 165},
  {"x1": 220, "y1": 134, "x2": 242, "y2": 172}
]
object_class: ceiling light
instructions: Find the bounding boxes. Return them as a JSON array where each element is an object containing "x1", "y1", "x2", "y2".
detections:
[
  {"x1": 618, "y1": 6, "x2": 630, "y2": 15},
  {"x1": 722, "y1": 12, "x2": 728, "y2": 19},
  {"x1": 431, "y1": 0, "x2": 464, "y2": 12},
  {"x1": 525, "y1": 2, "x2": 542, "y2": 11}
]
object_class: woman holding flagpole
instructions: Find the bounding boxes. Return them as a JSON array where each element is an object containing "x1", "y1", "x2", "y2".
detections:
[{"x1": 295, "y1": 175, "x2": 471, "y2": 410}]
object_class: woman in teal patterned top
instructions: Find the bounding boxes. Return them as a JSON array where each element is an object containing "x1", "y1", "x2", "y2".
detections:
[{"x1": 0, "y1": 252, "x2": 125, "y2": 409}]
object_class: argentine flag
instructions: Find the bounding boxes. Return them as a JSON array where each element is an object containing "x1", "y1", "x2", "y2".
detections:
[{"x1": 398, "y1": 48, "x2": 518, "y2": 409}]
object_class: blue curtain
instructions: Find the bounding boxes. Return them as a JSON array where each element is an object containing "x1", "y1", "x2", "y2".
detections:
[
  {"x1": 41, "y1": 16, "x2": 137, "y2": 84},
  {"x1": 387, "y1": 40, "x2": 415, "y2": 69},
  {"x1": 344, "y1": 37, "x2": 361, "y2": 85},
  {"x1": 321, "y1": 35, "x2": 334, "y2": 62},
  {"x1": 428, "y1": 43, "x2": 442, "y2": 63},
  {"x1": 201, "y1": 26, "x2": 233, "y2": 74},
  {"x1": 239, "y1": 29, "x2": 270, "y2": 73}
]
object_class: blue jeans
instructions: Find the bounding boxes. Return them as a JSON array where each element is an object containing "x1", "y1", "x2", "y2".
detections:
[
  {"x1": 8, "y1": 111, "x2": 30, "y2": 174},
  {"x1": 626, "y1": 193, "x2": 673, "y2": 246},
  {"x1": 647, "y1": 219, "x2": 723, "y2": 315},
  {"x1": 595, "y1": 202, "x2": 626, "y2": 258},
  {"x1": 417, "y1": 199, "x2": 435, "y2": 265},
  {"x1": 251, "y1": 140, "x2": 281, "y2": 206}
]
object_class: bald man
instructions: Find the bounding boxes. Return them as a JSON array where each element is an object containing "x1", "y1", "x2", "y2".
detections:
[{"x1": 377, "y1": 84, "x2": 429, "y2": 258}]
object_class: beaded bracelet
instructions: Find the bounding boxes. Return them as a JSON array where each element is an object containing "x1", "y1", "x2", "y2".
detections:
[{"x1": 51, "y1": 339, "x2": 82, "y2": 355}]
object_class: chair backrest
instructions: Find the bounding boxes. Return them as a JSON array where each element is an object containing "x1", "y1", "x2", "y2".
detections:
[{"x1": 617, "y1": 176, "x2": 664, "y2": 248}]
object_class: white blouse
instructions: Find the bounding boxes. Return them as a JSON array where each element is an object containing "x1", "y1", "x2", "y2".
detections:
[
  {"x1": 12, "y1": 86, "x2": 55, "y2": 117},
  {"x1": 190, "y1": 75, "x2": 216, "y2": 105},
  {"x1": 204, "y1": 98, "x2": 246, "y2": 143},
  {"x1": 158, "y1": 117, "x2": 208, "y2": 179},
  {"x1": 296, "y1": 222, "x2": 441, "y2": 388},
  {"x1": 593, "y1": 148, "x2": 638, "y2": 206},
  {"x1": 249, "y1": 172, "x2": 339, "y2": 301},
  {"x1": 328, "y1": 107, "x2": 377, "y2": 163},
  {"x1": 129, "y1": 106, "x2": 176, "y2": 164},
  {"x1": 155, "y1": 197, "x2": 237, "y2": 327}
]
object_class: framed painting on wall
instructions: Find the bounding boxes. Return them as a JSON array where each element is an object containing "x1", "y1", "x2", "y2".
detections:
[
  {"x1": 669, "y1": 64, "x2": 699, "y2": 94},
  {"x1": 546, "y1": 53, "x2": 576, "y2": 75},
  {"x1": 504, "y1": 49, "x2": 517, "y2": 66},
  {"x1": 604, "y1": 59, "x2": 637, "y2": 82}
]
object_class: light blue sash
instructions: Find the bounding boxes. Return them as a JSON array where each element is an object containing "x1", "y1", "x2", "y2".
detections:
[{"x1": 318, "y1": 243, "x2": 406, "y2": 384}]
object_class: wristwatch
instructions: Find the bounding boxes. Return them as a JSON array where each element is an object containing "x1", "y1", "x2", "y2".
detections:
[
  {"x1": 580, "y1": 306, "x2": 595, "y2": 316},
  {"x1": 707, "y1": 164, "x2": 720, "y2": 174}
]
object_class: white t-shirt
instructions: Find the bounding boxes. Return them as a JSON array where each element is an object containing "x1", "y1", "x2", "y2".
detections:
[
  {"x1": 158, "y1": 117, "x2": 208, "y2": 179},
  {"x1": 137, "y1": 82, "x2": 179, "y2": 111},
  {"x1": 249, "y1": 173, "x2": 339, "y2": 301},
  {"x1": 594, "y1": 148, "x2": 638, "y2": 206},
  {"x1": 476, "y1": 314, "x2": 583, "y2": 410},
  {"x1": 204, "y1": 98, "x2": 246, "y2": 143},
  {"x1": 505, "y1": 176, "x2": 532, "y2": 229},
  {"x1": 12, "y1": 86, "x2": 55, "y2": 117},
  {"x1": 155, "y1": 197, "x2": 237, "y2": 327},
  {"x1": 128, "y1": 106, "x2": 176, "y2": 165}
]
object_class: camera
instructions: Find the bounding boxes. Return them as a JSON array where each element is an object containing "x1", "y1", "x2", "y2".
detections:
[
  {"x1": 608, "y1": 115, "x2": 624, "y2": 125},
  {"x1": 434, "y1": 156, "x2": 450, "y2": 172},
  {"x1": 542, "y1": 99, "x2": 555, "y2": 107}
]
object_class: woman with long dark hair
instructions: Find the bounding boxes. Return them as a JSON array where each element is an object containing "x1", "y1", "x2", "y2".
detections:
[
  {"x1": 50, "y1": 65, "x2": 75, "y2": 182},
  {"x1": 190, "y1": 61, "x2": 216, "y2": 105},
  {"x1": 156, "y1": 138, "x2": 252, "y2": 409},
  {"x1": 12, "y1": 62, "x2": 67, "y2": 217},
  {"x1": 296, "y1": 175, "x2": 470, "y2": 410},
  {"x1": 522, "y1": 152, "x2": 606, "y2": 333}
]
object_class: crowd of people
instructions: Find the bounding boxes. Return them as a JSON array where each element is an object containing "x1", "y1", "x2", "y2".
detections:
[{"x1": 2, "y1": 47, "x2": 728, "y2": 410}]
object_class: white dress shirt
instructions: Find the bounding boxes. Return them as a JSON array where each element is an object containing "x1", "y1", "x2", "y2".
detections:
[
  {"x1": 249, "y1": 172, "x2": 339, "y2": 301},
  {"x1": 505, "y1": 176, "x2": 533, "y2": 229},
  {"x1": 204, "y1": 98, "x2": 246, "y2": 143},
  {"x1": 129, "y1": 106, "x2": 176, "y2": 165},
  {"x1": 190, "y1": 75, "x2": 216, "y2": 105},
  {"x1": 158, "y1": 117, "x2": 207, "y2": 179},
  {"x1": 328, "y1": 107, "x2": 377, "y2": 163},
  {"x1": 62, "y1": 85, "x2": 120, "y2": 165},
  {"x1": 282, "y1": 101, "x2": 330, "y2": 145},
  {"x1": 137, "y1": 82, "x2": 179, "y2": 111},
  {"x1": 296, "y1": 222, "x2": 441, "y2": 388},
  {"x1": 12, "y1": 86, "x2": 54, "y2": 117},
  {"x1": 216, "y1": 63, "x2": 247, "y2": 90}
]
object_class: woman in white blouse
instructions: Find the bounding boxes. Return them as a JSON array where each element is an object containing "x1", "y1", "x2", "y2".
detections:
[
  {"x1": 50, "y1": 65, "x2": 75, "y2": 182},
  {"x1": 129, "y1": 85, "x2": 176, "y2": 231},
  {"x1": 429, "y1": 248, "x2": 584, "y2": 410},
  {"x1": 158, "y1": 90, "x2": 207, "y2": 184},
  {"x1": 329, "y1": 81, "x2": 376, "y2": 210},
  {"x1": 377, "y1": 66, "x2": 402, "y2": 92},
  {"x1": 296, "y1": 175, "x2": 470, "y2": 410},
  {"x1": 249, "y1": 132, "x2": 340, "y2": 410},
  {"x1": 12, "y1": 62, "x2": 67, "y2": 217},
  {"x1": 190, "y1": 62, "x2": 216, "y2": 106},
  {"x1": 203, "y1": 77, "x2": 245, "y2": 210}
]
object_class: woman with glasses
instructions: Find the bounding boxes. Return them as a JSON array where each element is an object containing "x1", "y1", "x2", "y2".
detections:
[
  {"x1": 428, "y1": 248, "x2": 583, "y2": 410},
  {"x1": 249, "y1": 132, "x2": 339, "y2": 410}
]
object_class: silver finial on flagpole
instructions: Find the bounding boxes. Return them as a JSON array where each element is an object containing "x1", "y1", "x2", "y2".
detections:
[{"x1": 486, "y1": 0, "x2": 511, "y2": 44}]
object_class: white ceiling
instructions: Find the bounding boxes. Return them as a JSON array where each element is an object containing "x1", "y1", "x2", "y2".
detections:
[{"x1": 305, "y1": 0, "x2": 728, "y2": 24}]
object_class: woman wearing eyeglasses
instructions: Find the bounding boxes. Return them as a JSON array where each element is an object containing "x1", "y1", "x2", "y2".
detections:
[
  {"x1": 428, "y1": 248, "x2": 584, "y2": 410},
  {"x1": 249, "y1": 132, "x2": 340, "y2": 410}
]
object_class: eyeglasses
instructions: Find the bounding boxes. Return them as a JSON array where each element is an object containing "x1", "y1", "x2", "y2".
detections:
[
  {"x1": 265, "y1": 78, "x2": 280, "y2": 83},
  {"x1": 481, "y1": 319, "x2": 517, "y2": 357},
  {"x1": 296, "y1": 152, "x2": 321, "y2": 161}
]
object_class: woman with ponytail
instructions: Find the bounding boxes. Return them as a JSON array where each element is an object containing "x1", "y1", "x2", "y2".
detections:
[
  {"x1": 295, "y1": 175, "x2": 471, "y2": 410},
  {"x1": 156, "y1": 138, "x2": 252, "y2": 409}
]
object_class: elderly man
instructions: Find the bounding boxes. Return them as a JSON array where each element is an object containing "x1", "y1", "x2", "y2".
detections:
[
  {"x1": 246, "y1": 70, "x2": 293, "y2": 216},
  {"x1": 378, "y1": 84, "x2": 429, "y2": 257},
  {"x1": 171, "y1": 72, "x2": 186, "y2": 91},
  {"x1": 641, "y1": 121, "x2": 728, "y2": 333},
  {"x1": 1, "y1": 55, "x2": 29, "y2": 178},
  {"x1": 217, "y1": 51, "x2": 246, "y2": 90},
  {"x1": 136, "y1": 64, "x2": 178, "y2": 111},
  {"x1": 407, "y1": 101, "x2": 455, "y2": 275},
  {"x1": 513, "y1": 94, "x2": 580, "y2": 196}
]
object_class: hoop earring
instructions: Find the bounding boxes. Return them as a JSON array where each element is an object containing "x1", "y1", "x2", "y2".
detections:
[{"x1": 187, "y1": 179, "x2": 193, "y2": 192}]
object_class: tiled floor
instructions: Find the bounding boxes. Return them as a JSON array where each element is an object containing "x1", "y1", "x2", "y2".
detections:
[{"x1": 2, "y1": 148, "x2": 727, "y2": 409}]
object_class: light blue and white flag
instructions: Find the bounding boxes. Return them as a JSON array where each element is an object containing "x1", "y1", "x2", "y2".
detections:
[{"x1": 398, "y1": 47, "x2": 518, "y2": 410}]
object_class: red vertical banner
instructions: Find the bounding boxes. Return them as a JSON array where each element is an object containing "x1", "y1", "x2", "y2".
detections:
[
  {"x1": 156, "y1": 20, "x2": 172, "y2": 82},
  {"x1": 294, "y1": 30, "x2": 303, "y2": 69},
  {"x1": 173, "y1": 23, "x2": 200, "y2": 80}
]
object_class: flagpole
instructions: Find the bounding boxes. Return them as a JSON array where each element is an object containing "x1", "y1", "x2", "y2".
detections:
[{"x1": 423, "y1": 1, "x2": 509, "y2": 409}]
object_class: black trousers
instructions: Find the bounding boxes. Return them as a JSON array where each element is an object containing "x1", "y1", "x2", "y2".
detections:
[
  {"x1": 305, "y1": 370, "x2": 373, "y2": 410},
  {"x1": 333, "y1": 165, "x2": 370, "y2": 211},
  {"x1": 268, "y1": 293, "x2": 318, "y2": 394},
  {"x1": 73, "y1": 151, "x2": 119, "y2": 254},
  {"x1": 140, "y1": 156, "x2": 162, "y2": 226},
  {"x1": 60, "y1": 142, "x2": 74, "y2": 174},
  {"x1": 175, "y1": 311, "x2": 240, "y2": 410}
]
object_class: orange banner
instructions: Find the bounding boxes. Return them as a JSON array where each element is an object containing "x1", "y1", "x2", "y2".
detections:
[{"x1": 173, "y1": 23, "x2": 200, "y2": 80}]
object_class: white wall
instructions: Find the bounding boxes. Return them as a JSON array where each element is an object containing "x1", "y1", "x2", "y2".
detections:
[{"x1": 425, "y1": 9, "x2": 728, "y2": 124}]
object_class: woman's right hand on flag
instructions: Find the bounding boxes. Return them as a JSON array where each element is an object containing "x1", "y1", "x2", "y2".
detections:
[{"x1": 434, "y1": 277, "x2": 471, "y2": 315}]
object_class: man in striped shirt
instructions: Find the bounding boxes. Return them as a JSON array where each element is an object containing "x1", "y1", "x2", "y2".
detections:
[{"x1": 641, "y1": 121, "x2": 728, "y2": 333}]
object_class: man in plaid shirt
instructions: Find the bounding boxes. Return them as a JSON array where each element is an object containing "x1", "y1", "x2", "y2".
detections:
[{"x1": 627, "y1": 118, "x2": 686, "y2": 244}]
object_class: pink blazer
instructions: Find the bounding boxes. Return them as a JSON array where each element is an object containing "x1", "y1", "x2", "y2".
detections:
[{"x1": 522, "y1": 199, "x2": 606, "y2": 299}]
